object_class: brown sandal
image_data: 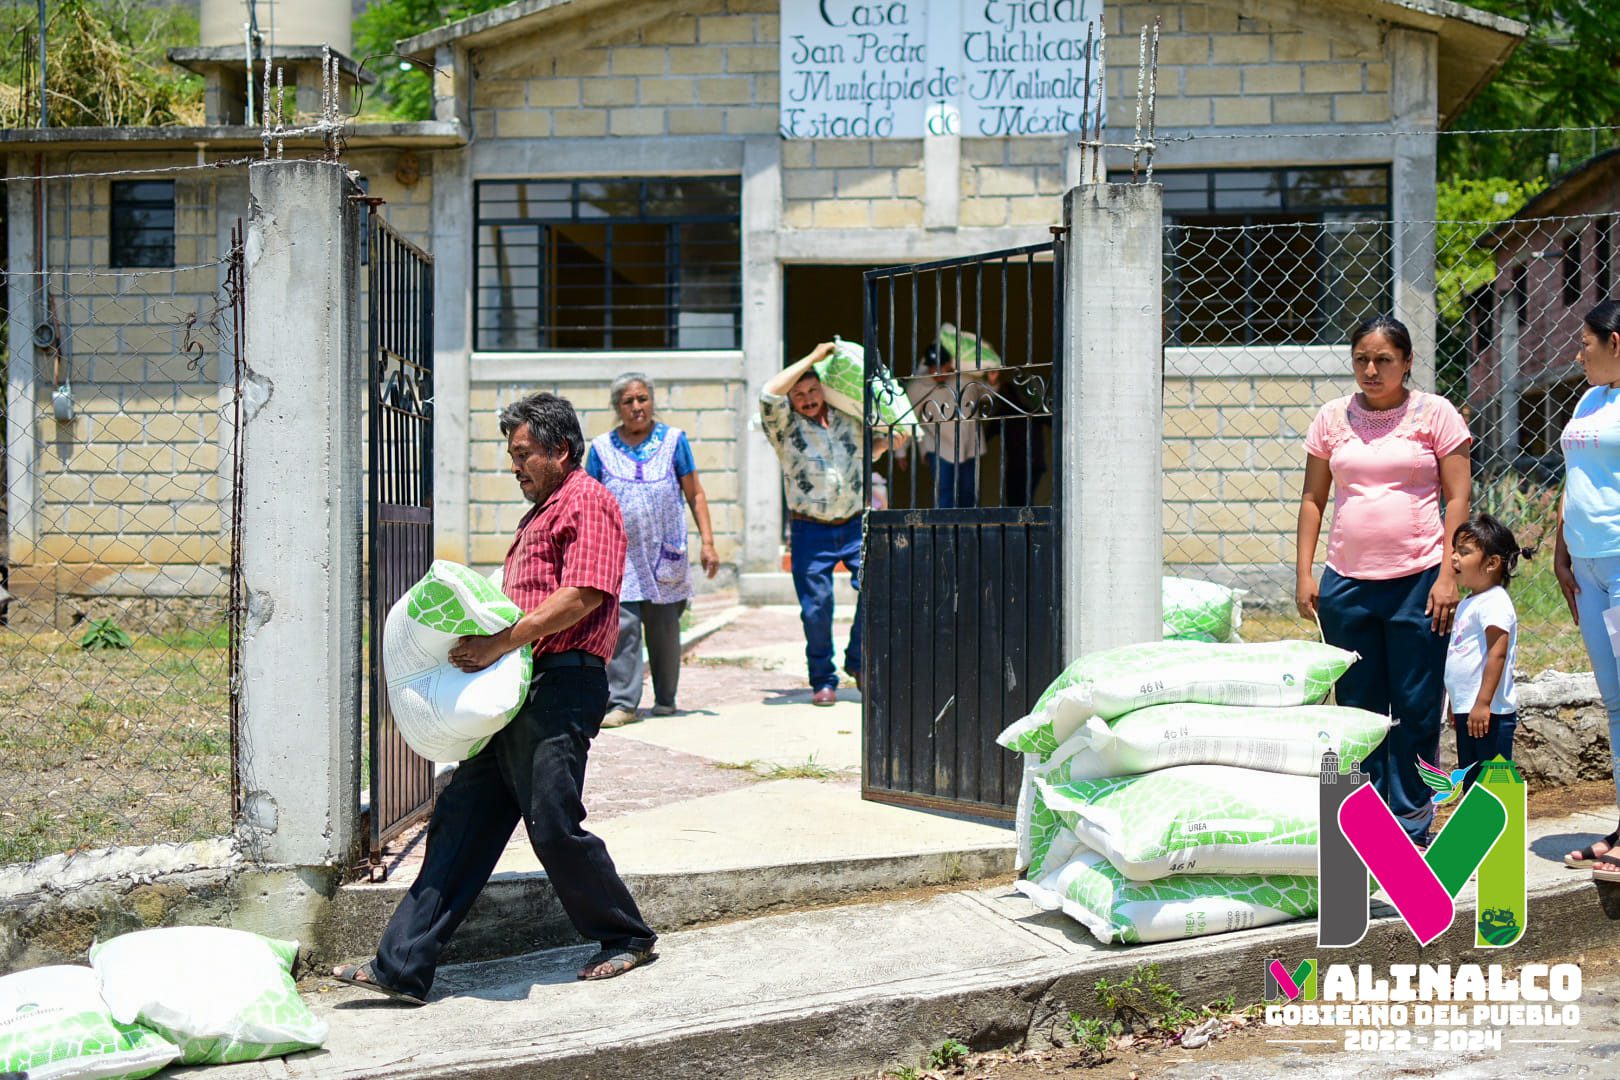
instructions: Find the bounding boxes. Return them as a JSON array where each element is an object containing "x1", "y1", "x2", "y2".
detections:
[{"x1": 331, "y1": 960, "x2": 427, "y2": 1006}]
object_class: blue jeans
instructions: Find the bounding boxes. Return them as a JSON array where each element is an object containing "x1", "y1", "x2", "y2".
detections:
[
  {"x1": 1452, "y1": 712, "x2": 1517, "y2": 795},
  {"x1": 1318, "y1": 565, "x2": 1447, "y2": 841},
  {"x1": 1572, "y1": 555, "x2": 1620, "y2": 811},
  {"x1": 928, "y1": 454, "x2": 978, "y2": 509},
  {"x1": 789, "y1": 516, "x2": 863, "y2": 691}
]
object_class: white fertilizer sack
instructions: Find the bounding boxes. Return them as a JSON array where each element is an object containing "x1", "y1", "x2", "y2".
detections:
[
  {"x1": 1162, "y1": 576, "x2": 1245, "y2": 642},
  {"x1": 384, "y1": 559, "x2": 533, "y2": 762},
  {"x1": 1034, "y1": 765, "x2": 1319, "y2": 880},
  {"x1": 997, "y1": 639, "x2": 1357, "y2": 757},
  {"x1": 90, "y1": 928, "x2": 326, "y2": 1066},
  {"x1": 1016, "y1": 839, "x2": 1318, "y2": 945},
  {"x1": 1037, "y1": 703, "x2": 1391, "y2": 784},
  {"x1": 812, "y1": 336, "x2": 914, "y2": 428},
  {"x1": 0, "y1": 965, "x2": 179, "y2": 1080}
]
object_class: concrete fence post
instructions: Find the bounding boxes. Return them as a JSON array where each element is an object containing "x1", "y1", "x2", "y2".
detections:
[
  {"x1": 238, "y1": 159, "x2": 364, "y2": 867},
  {"x1": 1060, "y1": 183, "x2": 1164, "y2": 661}
]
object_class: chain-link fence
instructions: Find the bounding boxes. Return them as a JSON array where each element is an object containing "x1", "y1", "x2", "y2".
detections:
[
  {"x1": 1, "y1": 170, "x2": 246, "y2": 866},
  {"x1": 1162, "y1": 205, "x2": 1614, "y2": 676}
]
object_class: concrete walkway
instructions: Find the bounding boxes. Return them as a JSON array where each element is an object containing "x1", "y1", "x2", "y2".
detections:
[
  {"x1": 194, "y1": 804, "x2": 1620, "y2": 1080},
  {"x1": 319, "y1": 605, "x2": 1015, "y2": 967}
]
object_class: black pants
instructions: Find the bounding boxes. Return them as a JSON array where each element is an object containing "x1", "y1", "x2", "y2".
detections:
[
  {"x1": 372, "y1": 665, "x2": 656, "y2": 999},
  {"x1": 1317, "y1": 565, "x2": 1447, "y2": 841}
]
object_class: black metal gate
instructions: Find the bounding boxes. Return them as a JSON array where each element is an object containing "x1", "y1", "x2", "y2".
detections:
[
  {"x1": 861, "y1": 237, "x2": 1063, "y2": 818},
  {"x1": 366, "y1": 210, "x2": 435, "y2": 875}
]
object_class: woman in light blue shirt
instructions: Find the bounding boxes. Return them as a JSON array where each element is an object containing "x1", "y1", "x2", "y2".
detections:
[{"x1": 1555, "y1": 300, "x2": 1620, "y2": 870}]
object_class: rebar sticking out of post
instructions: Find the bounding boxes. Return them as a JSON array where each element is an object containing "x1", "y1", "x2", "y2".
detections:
[
  {"x1": 1132, "y1": 26, "x2": 1148, "y2": 181},
  {"x1": 1145, "y1": 18, "x2": 1161, "y2": 181}
]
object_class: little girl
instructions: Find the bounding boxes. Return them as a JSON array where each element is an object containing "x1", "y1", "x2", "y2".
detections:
[{"x1": 1444, "y1": 513, "x2": 1529, "y2": 792}]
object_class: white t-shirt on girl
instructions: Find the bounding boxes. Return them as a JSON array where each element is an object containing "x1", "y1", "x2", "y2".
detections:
[{"x1": 1444, "y1": 585, "x2": 1518, "y2": 715}]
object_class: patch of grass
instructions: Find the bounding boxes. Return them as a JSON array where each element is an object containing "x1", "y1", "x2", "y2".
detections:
[
  {"x1": 0, "y1": 629, "x2": 233, "y2": 863},
  {"x1": 709, "y1": 755, "x2": 848, "y2": 781},
  {"x1": 884, "y1": 1067, "x2": 920, "y2": 1080}
]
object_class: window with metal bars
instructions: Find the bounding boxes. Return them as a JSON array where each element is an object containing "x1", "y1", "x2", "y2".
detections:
[
  {"x1": 1145, "y1": 165, "x2": 1392, "y2": 347},
  {"x1": 109, "y1": 180, "x2": 175, "y2": 268},
  {"x1": 474, "y1": 177, "x2": 742, "y2": 351}
]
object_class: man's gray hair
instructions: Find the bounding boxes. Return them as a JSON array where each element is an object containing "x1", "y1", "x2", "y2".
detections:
[
  {"x1": 498, "y1": 392, "x2": 585, "y2": 465},
  {"x1": 609, "y1": 372, "x2": 655, "y2": 412}
]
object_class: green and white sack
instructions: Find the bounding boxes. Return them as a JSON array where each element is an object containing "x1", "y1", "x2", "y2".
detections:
[
  {"x1": 384, "y1": 559, "x2": 534, "y2": 762},
  {"x1": 90, "y1": 928, "x2": 326, "y2": 1066},
  {"x1": 1035, "y1": 765, "x2": 1318, "y2": 880},
  {"x1": 0, "y1": 965, "x2": 179, "y2": 1080},
  {"x1": 936, "y1": 322, "x2": 1002, "y2": 375},
  {"x1": 1017, "y1": 840, "x2": 1318, "y2": 945},
  {"x1": 812, "y1": 336, "x2": 914, "y2": 428},
  {"x1": 997, "y1": 639, "x2": 1357, "y2": 756},
  {"x1": 1037, "y1": 703, "x2": 1390, "y2": 784},
  {"x1": 1162, "y1": 576, "x2": 1245, "y2": 642}
]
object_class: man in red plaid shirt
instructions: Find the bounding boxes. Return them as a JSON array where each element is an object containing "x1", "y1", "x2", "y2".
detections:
[{"x1": 334, "y1": 392, "x2": 657, "y2": 1004}]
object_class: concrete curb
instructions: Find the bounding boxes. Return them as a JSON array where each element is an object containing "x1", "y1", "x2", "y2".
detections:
[
  {"x1": 312, "y1": 844, "x2": 1014, "y2": 970},
  {"x1": 299, "y1": 871, "x2": 1619, "y2": 1080},
  {"x1": 679, "y1": 604, "x2": 746, "y2": 656}
]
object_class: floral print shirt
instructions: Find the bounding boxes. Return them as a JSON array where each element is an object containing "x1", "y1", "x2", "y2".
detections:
[{"x1": 759, "y1": 389, "x2": 864, "y2": 521}]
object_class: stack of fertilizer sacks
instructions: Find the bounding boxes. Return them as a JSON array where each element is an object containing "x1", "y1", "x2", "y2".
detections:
[{"x1": 997, "y1": 581, "x2": 1389, "y2": 946}]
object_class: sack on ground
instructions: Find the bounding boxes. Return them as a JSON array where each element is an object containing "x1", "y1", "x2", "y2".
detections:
[
  {"x1": 997, "y1": 639, "x2": 1357, "y2": 756},
  {"x1": 90, "y1": 928, "x2": 326, "y2": 1066},
  {"x1": 384, "y1": 559, "x2": 533, "y2": 762},
  {"x1": 812, "y1": 336, "x2": 914, "y2": 428},
  {"x1": 1037, "y1": 703, "x2": 1391, "y2": 784},
  {"x1": 1017, "y1": 840, "x2": 1318, "y2": 945},
  {"x1": 1162, "y1": 576, "x2": 1245, "y2": 642},
  {"x1": 0, "y1": 964, "x2": 179, "y2": 1080},
  {"x1": 1035, "y1": 765, "x2": 1318, "y2": 880}
]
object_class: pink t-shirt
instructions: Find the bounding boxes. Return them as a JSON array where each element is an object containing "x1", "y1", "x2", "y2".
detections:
[{"x1": 1304, "y1": 391, "x2": 1471, "y2": 581}]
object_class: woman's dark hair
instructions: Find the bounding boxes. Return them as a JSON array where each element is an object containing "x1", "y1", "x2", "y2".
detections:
[
  {"x1": 1585, "y1": 300, "x2": 1620, "y2": 344},
  {"x1": 498, "y1": 391, "x2": 586, "y2": 465},
  {"x1": 1452, "y1": 512, "x2": 1534, "y2": 588},
  {"x1": 1350, "y1": 314, "x2": 1414, "y2": 360}
]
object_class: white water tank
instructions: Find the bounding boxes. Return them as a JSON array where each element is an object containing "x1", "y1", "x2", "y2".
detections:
[{"x1": 200, "y1": 0, "x2": 352, "y2": 56}]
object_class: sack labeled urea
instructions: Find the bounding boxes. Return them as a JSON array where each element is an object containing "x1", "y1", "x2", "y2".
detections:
[
  {"x1": 90, "y1": 928, "x2": 326, "y2": 1067},
  {"x1": 383, "y1": 560, "x2": 533, "y2": 762},
  {"x1": 1037, "y1": 702, "x2": 1391, "y2": 784},
  {"x1": 812, "y1": 336, "x2": 914, "y2": 428},
  {"x1": 0, "y1": 964, "x2": 179, "y2": 1080},
  {"x1": 1035, "y1": 764, "x2": 1319, "y2": 880},
  {"x1": 1016, "y1": 840, "x2": 1318, "y2": 945},
  {"x1": 1162, "y1": 576, "x2": 1245, "y2": 643},
  {"x1": 997, "y1": 639, "x2": 1358, "y2": 757}
]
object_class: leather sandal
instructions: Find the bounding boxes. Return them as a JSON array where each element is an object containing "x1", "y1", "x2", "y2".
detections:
[
  {"x1": 577, "y1": 947, "x2": 658, "y2": 981},
  {"x1": 1565, "y1": 827, "x2": 1620, "y2": 869},
  {"x1": 330, "y1": 960, "x2": 427, "y2": 1006}
]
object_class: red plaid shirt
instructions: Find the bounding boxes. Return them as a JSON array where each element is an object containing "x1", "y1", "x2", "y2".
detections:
[{"x1": 501, "y1": 466, "x2": 626, "y2": 659}]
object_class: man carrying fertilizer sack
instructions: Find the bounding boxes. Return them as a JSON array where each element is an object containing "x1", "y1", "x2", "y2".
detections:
[
  {"x1": 334, "y1": 392, "x2": 657, "y2": 1003},
  {"x1": 761, "y1": 342, "x2": 897, "y2": 705}
]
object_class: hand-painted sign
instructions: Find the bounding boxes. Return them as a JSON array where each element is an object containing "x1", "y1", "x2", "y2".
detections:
[{"x1": 780, "y1": 1, "x2": 1106, "y2": 139}]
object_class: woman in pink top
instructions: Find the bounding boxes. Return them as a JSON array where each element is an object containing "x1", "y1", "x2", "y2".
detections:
[{"x1": 1295, "y1": 315, "x2": 1472, "y2": 846}]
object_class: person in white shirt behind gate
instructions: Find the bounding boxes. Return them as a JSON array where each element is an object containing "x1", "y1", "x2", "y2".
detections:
[
  {"x1": 586, "y1": 373, "x2": 719, "y2": 727},
  {"x1": 1443, "y1": 513, "x2": 1527, "y2": 797}
]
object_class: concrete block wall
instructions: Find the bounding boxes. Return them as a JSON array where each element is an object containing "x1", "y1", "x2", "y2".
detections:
[
  {"x1": 1109, "y1": 1, "x2": 1391, "y2": 128},
  {"x1": 780, "y1": 140, "x2": 926, "y2": 230},
  {"x1": 15, "y1": 162, "x2": 234, "y2": 604},
  {"x1": 471, "y1": 0, "x2": 778, "y2": 141},
  {"x1": 1162, "y1": 370, "x2": 1339, "y2": 601},
  {"x1": 464, "y1": 379, "x2": 746, "y2": 575}
]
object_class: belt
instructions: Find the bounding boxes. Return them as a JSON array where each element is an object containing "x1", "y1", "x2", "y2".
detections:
[
  {"x1": 791, "y1": 511, "x2": 858, "y2": 526},
  {"x1": 534, "y1": 649, "x2": 606, "y2": 671}
]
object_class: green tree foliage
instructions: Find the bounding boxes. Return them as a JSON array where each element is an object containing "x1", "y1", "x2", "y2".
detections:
[
  {"x1": 0, "y1": 0, "x2": 202, "y2": 127},
  {"x1": 1435, "y1": 177, "x2": 1545, "y2": 321},
  {"x1": 353, "y1": 0, "x2": 512, "y2": 120},
  {"x1": 1441, "y1": 2, "x2": 1620, "y2": 183}
]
